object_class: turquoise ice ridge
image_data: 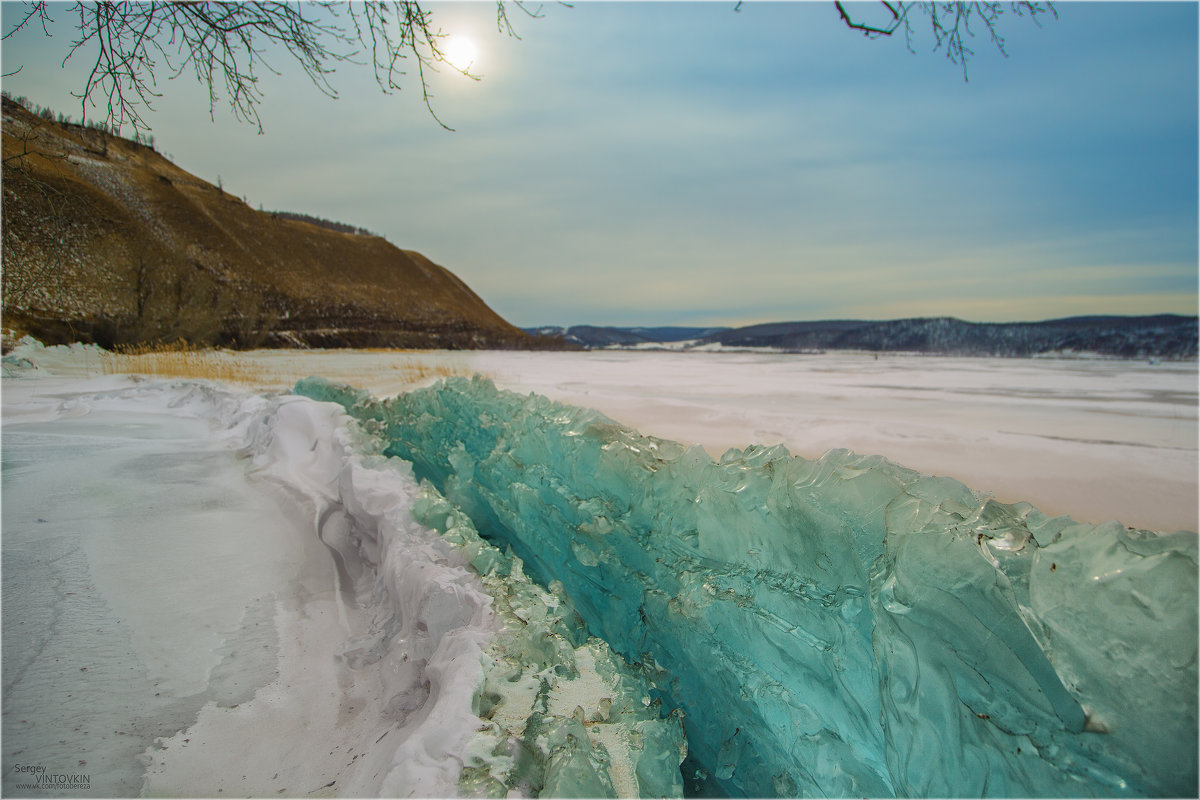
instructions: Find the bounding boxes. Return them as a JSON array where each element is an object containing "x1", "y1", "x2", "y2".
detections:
[
  {"x1": 296, "y1": 375, "x2": 1198, "y2": 798},
  {"x1": 409, "y1": 482, "x2": 688, "y2": 798}
]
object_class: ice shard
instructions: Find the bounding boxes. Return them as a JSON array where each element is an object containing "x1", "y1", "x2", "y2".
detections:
[{"x1": 296, "y1": 375, "x2": 1198, "y2": 798}]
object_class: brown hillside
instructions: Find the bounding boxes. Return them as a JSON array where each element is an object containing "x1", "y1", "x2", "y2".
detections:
[{"x1": 1, "y1": 96, "x2": 531, "y2": 349}]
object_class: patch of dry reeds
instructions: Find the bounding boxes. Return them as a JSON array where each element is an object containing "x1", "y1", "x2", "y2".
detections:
[
  {"x1": 386, "y1": 359, "x2": 475, "y2": 383},
  {"x1": 100, "y1": 342, "x2": 283, "y2": 385},
  {"x1": 99, "y1": 342, "x2": 479, "y2": 389}
]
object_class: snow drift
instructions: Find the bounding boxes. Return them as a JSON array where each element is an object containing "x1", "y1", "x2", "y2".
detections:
[{"x1": 297, "y1": 374, "x2": 1198, "y2": 798}]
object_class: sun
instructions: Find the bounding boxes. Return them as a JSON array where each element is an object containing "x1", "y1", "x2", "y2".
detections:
[{"x1": 442, "y1": 35, "x2": 477, "y2": 71}]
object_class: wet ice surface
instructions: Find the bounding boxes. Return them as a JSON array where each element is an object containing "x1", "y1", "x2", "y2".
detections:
[{"x1": 2, "y1": 381, "x2": 298, "y2": 796}]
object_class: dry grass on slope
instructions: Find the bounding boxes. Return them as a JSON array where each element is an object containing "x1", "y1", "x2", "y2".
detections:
[{"x1": 2, "y1": 96, "x2": 530, "y2": 350}]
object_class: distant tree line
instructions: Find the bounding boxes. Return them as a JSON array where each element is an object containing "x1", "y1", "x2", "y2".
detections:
[
  {"x1": 269, "y1": 210, "x2": 379, "y2": 238},
  {"x1": 2, "y1": 91, "x2": 159, "y2": 149}
]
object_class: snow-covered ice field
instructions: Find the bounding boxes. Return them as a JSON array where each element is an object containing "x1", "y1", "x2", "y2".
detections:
[
  {"x1": 2, "y1": 343, "x2": 1196, "y2": 796},
  {"x1": 27, "y1": 345, "x2": 1188, "y2": 531},
  {"x1": 468, "y1": 350, "x2": 1199, "y2": 534}
]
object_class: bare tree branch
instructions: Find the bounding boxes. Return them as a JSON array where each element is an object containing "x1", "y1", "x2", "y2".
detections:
[
  {"x1": 497, "y1": 1, "x2": 546, "y2": 39},
  {"x1": 3, "y1": 0, "x2": 1057, "y2": 137},
  {"x1": 3, "y1": 1, "x2": 523, "y2": 136},
  {"x1": 1, "y1": 1, "x2": 52, "y2": 40},
  {"x1": 835, "y1": 1, "x2": 1057, "y2": 79},
  {"x1": 836, "y1": 0, "x2": 902, "y2": 36}
]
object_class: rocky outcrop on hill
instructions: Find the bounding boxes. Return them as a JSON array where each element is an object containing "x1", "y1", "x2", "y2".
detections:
[{"x1": 1, "y1": 96, "x2": 530, "y2": 349}]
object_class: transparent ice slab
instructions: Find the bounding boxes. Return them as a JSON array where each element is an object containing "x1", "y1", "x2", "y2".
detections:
[{"x1": 296, "y1": 375, "x2": 1198, "y2": 798}]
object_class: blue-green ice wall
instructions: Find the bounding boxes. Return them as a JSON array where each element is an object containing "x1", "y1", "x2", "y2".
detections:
[{"x1": 296, "y1": 375, "x2": 1198, "y2": 798}]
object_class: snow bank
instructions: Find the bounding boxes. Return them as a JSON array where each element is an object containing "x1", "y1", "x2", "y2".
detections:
[
  {"x1": 138, "y1": 391, "x2": 501, "y2": 797},
  {"x1": 3, "y1": 374, "x2": 320, "y2": 796}
]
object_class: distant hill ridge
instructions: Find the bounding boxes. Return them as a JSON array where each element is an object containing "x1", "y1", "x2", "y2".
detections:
[
  {"x1": 526, "y1": 325, "x2": 730, "y2": 348},
  {"x1": 1, "y1": 95, "x2": 531, "y2": 349},
  {"x1": 528, "y1": 315, "x2": 1198, "y2": 358}
]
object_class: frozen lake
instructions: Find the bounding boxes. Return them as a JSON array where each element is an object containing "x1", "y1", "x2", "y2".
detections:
[
  {"x1": 13, "y1": 344, "x2": 1198, "y2": 532},
  {"x1": 468, "y1": 350, "x2": 1199, "y2": 534},
  {"x1": 2, "y1": 343, "x2": 1196, "y2": 796}
]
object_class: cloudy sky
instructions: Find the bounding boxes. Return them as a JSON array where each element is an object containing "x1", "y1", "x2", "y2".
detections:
[{"x1": 3, "y1": 1, "x2": 1197, "y2": 328}]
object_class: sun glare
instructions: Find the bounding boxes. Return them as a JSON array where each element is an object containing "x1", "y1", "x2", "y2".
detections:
[{"x1": 442, "y1": 35, "x2": 477, "y2": 71}]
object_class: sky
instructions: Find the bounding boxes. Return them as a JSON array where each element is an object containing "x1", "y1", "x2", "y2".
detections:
[{"x1": 2, "y1": 1, "x2": 1197, "y2": 328}]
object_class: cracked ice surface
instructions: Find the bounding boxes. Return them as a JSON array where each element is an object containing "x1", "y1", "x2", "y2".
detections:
[{"x1": 298, "y1": 374, "x2": 1199, "y2": 798}]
